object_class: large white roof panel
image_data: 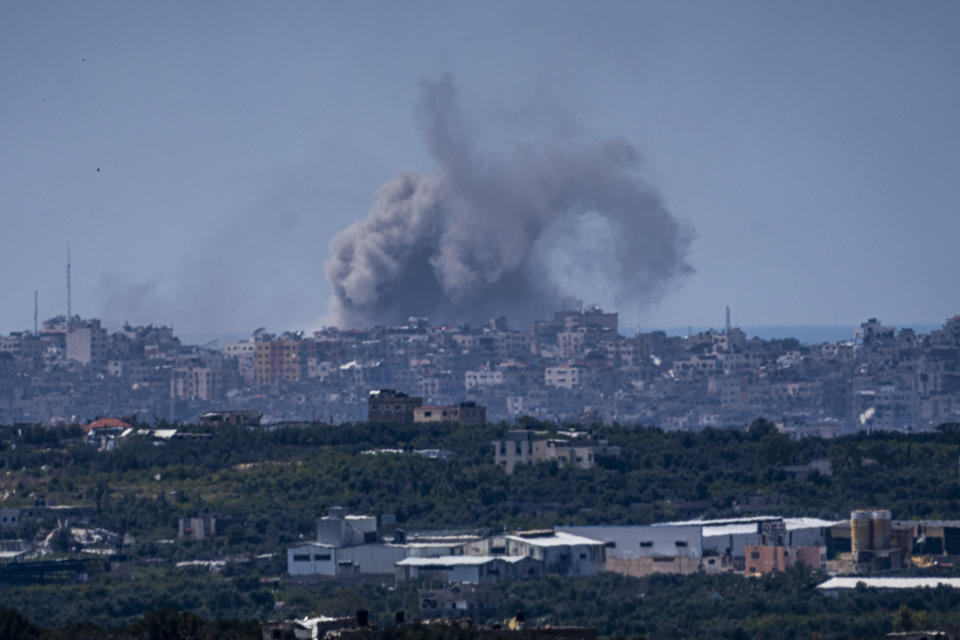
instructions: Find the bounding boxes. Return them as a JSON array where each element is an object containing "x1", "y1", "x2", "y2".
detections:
[{"x1": 818, "y1": 577, "x2": 960, "y2": 590}]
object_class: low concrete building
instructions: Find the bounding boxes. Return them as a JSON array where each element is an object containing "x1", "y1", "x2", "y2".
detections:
[
  {"x1": 287, "y1": 541, "x2": 413, "y2": 578},
  {"x1": 367, "y1": 389, "x2": 423, "y2": 423},
  {"x1": 0, "y1": 508, "x2": 22, "y2": 529},
  {"x1": 655, "y1": 516, "x2": 835, "y2": 572},
  {"x1": 419, "y1": 583, "x2": 500, "y2": 619},
  {"x1": 745, "y1": 544, "x2": 826, "y2": 575},
  {"x1": 288, "y1": 508, "x2": 483, "y2": 577},
  {"x1": 396, "y1": 555, "x2": 543, "y2": 583},
  {"x1": 414, "y1": 402, "x2": 486, "y2": 425},
  {"x1": 504, "y1": 531, "x2": 605, "y2": 576},
  {"x1": 317, "y1": 508, "x2": 378, "y2": 546},
  {"x1": 493, "y1": 430, "x2": 619, "y2": 474},
  {"x1": 288, "y1": 542, "x2": 337, "y2": 577},
  {"x1": 178, "y1": 516, "x2": 216, "y2": 541},
  {"x1": 557, "y1": 525, "x2": 702, "y2": 577},
  {"x1": 397, "y1": 556, "x2": 495, "y2": 583}
]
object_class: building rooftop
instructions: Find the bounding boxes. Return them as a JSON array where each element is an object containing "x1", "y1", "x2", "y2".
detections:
[
  {"x1": 817, "y1": 577, "x2": 960, "y2": 590},
  {"x1": 397, "y1": 555, "x2": 496, "y2": 567},
  {"x1": 505, "y1": 531, "x2": 603, "y2": 547},
  {"x1": 703, "y1": 523, "x2": 761, "y2": 537}
]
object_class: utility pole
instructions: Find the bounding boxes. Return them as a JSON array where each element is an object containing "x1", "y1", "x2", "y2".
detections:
[
  {"x1": 66, "y1": 242, "x2": 72, "y2": 327},
  {"x1": 725, "y1": 306, "x2": 731, "y2": 334},
  {"x1": 34, "y1": 290, "x2": 38, "y2": 335}
]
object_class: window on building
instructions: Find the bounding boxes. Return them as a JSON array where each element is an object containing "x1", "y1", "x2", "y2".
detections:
[
  {"x1": 640, "y1": 541, "x2": 653, "y2": 548},
  {"x1": 605, "y1": 541, "x2": 616, "y2": 548},
  {"x1": 750, "y1": 551, "x2": 760, "y2": 559},
  {"x1": 315, "y1": 554, "x2": 331, "y2": 561},
  {"x1": 675, "y1": 541, "x2": 688, "y2": 547},
  {"x1": 293, "y1": 554, "x2": 310, "y2": 562}
]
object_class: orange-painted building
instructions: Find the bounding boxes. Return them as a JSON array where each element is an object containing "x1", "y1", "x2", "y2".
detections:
[{"x1": 745, "y1": 544, "x2": 825, "y2": 575}]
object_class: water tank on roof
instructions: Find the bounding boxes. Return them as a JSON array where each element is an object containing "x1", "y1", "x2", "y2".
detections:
[
  {"x1": 871, "y1": 509, "x2": 892, "y2": 551},
  {"x1": 851, "y1": 510, "x2": 872, "y2": 557}
]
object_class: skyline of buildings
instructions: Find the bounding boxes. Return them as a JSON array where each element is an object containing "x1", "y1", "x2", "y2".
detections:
[{"x1": 0, "y1": 304, "x2": 958, "y2": 432}]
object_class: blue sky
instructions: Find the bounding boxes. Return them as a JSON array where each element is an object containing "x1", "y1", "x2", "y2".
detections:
[{"x1": 2, "y1": 1, "x2": 958, "y2": 338}]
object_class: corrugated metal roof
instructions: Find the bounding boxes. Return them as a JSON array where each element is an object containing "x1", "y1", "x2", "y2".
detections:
[
  {"x1": 818, "y1": 577, "x2": 960, "y2": 590},
  {"x1": 702, "y1": 524, "x2": 760, "y2": 537},
  {"x1": 782, "y1": 517, "x2": 838, "y2": 530},
  {"x1": 397, "y1": 555, "x2": 495, "y2": 566},
  {"x1": 505, "y1": 531, "x2": 603, "y2": 547}
]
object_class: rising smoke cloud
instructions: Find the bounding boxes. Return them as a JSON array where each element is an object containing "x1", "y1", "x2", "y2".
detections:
[{"x1": 325, "y1": 75, "x2": 694, "y2": 328}]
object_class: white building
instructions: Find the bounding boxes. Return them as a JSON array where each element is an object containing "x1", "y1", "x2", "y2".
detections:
[
  {"x1": 395, "y1": 555, "x2": 542, "y2": 583},
  {"x1": 654, "y1": 516, "x2": 835, "y2": 567},
  {"x1": 465, "y1": 369, "x2": 504, "y2": 390},
  {"x1": 504, "y1": 531, "x2": 605, "y2": 576},
  {"x1": 557, "y1": 524, "x2": 703, "y2": 576},
  {"x1": 545, "y1": 364, "x2": 594, "y2": 389},
  {"x1": 288, "y1": 508, "x2": 482, "y2": 577},
  {"x1": 288, "y1": 542, "x2": 337, "y2": 577}
]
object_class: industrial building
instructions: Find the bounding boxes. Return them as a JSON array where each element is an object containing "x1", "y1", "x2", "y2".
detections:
[
  {"x1": 504, "y1": 531, "x2": 606, "y2": 577},
  {"x1": 556, "y1": 524, "x2": 703, "y2": 576}
]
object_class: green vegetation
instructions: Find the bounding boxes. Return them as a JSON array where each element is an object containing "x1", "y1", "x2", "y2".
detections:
[
  {"x1": 7, "y1": 568, "x2": 960, "y2": 638},
  {"x1": 3, "y1": 420, "x2": 960, "y2": 636},
  {"x1": 4, "y1": 420, "x2": 960, "y2": 546}
]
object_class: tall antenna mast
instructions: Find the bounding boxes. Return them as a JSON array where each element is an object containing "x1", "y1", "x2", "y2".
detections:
[
  {"x1": 34, "y1": 290, "x2": 38, "y2": 336},
  {"x1": 725, "y1": 306, "x2": 731, "y2": 334},
  {"x1": 66, "y1": 242, "x2": 72, "y2": 327}
]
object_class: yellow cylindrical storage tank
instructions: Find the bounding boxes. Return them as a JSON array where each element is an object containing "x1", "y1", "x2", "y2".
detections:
[
  {"x1": 851, "y1": 510, "x2": 872, "y2": 555},
  {"x1": 871, "y1": 510, "x2": 892, "y2": 551}
]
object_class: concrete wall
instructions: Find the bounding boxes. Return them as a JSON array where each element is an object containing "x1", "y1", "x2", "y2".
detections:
[
  {"x1": 605, "y1": 555, "x2": 701, "y2": 577},
  {"x1": 288, "y1": 543, "x2": 337, "y2": 576},
  {"x1": 338, "y1": 544, "x2": 408, "y2": 575}
]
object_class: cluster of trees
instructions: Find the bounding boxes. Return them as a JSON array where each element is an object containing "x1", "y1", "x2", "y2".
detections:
[
  {"x1": 3, "y1": 421, "x2": 960, "y2": 548},
  {"x1": 4, "y1": 420, "x2": 960, "y2": 635},
  {"x1": 9, "y1": 567, "x2": 960, "y2": 638},
  {"x1": 0, "y1": 606, "x2": 261, "y2": 640},
  {"x1": 2, "y1": 566, "x2": 276, "y2": 630}
]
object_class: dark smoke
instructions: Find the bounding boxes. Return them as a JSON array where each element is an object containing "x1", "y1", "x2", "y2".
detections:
[{"x1": 325, "y1": 75, "x2": 693, "y2": 328}]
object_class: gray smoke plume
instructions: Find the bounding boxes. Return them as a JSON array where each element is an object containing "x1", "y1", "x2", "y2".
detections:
[{"x1": 325, "y1": 75, "x2": 693, "y2": 328}]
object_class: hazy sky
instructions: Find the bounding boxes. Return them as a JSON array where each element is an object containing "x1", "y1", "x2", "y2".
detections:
[{"x1": 2, "y1": 1, "x2": 959, "y2": 339}]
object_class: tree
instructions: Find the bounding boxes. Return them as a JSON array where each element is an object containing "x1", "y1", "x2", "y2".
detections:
[
  {"x1": 0, "y1": 608, "x2": 39, "y2": 640},
  {"x1": 893, "y1": 604, "x2": 913, "y2": 632}
]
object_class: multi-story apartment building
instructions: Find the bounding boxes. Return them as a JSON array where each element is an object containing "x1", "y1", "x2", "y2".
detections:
[{"x1": 66, "y1": 319, "x2": 108, "y2": 367}]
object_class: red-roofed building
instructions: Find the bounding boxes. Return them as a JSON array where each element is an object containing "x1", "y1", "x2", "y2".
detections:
[
  {"x1": 83, "y1": 418, "x2": 131, "y2": 433},
  {"x1": 83, "y1": 418, "x2": 132, "y2": 451}
]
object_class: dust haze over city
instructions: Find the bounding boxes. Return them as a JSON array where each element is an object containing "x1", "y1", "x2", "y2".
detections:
[{"x1": 3, "y1": 2, "x2": 960, "y2": 638}]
